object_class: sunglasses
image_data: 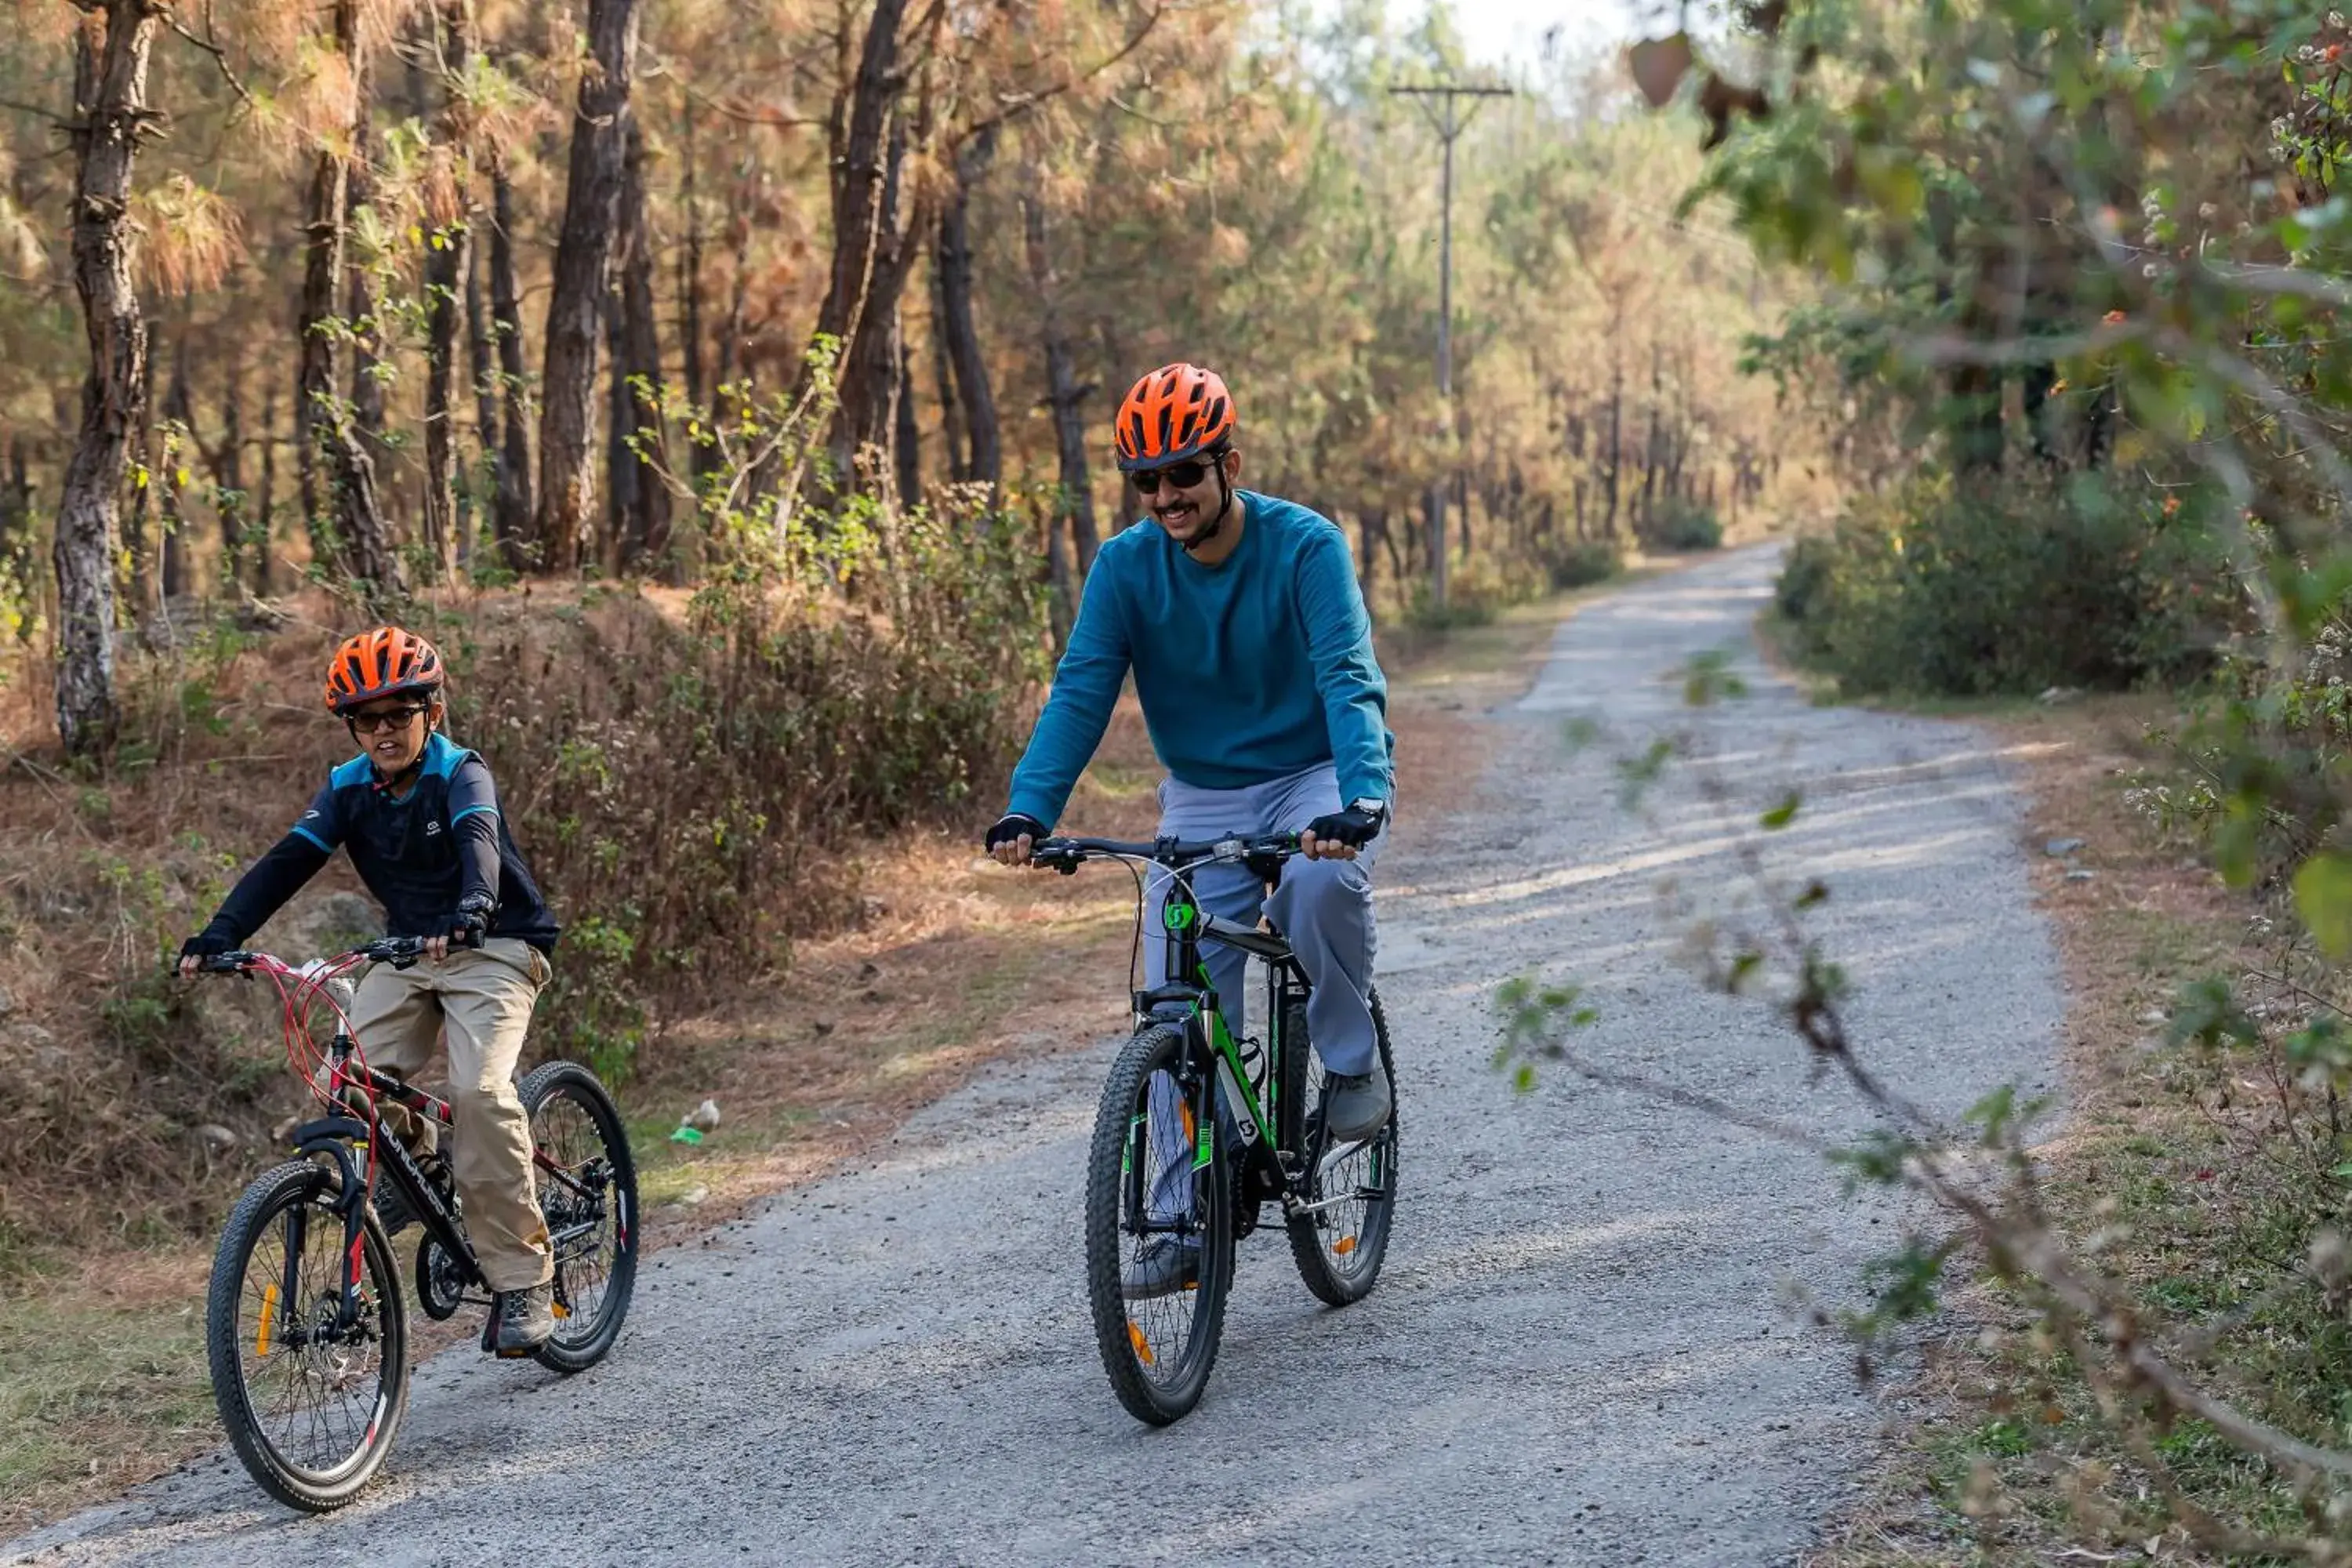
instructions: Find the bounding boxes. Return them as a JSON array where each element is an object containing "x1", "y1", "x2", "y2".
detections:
[
  {"x1": 1131, "y1": 457, "x2": 1218, "y2": 495},
  {"x1": 347, "y1": 705, "x2": 428, "y2": 735}
]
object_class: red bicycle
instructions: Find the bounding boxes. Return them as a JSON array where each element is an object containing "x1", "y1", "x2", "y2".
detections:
[{"x1": 191, "y1": 936, "x2": 638, "y2": 1511}]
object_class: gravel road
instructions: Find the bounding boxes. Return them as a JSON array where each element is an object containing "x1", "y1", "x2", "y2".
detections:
[{"x1": 5, "y1": 545, "x2": 2063, "y2": 1567}]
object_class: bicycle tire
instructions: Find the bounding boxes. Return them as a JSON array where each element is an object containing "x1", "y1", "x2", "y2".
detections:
[
  {"x1": 519, "y1": 1060, "x2": 640, "y2": 1374},
  {"x1": 205, "y1": 1159, "x2": 410, "y2": 1512},
  {"x1": 1283, "y1": 987, "x2": 1400, "y2": 1307},
  {"x1": 1084, "y1": 1022, "x2": 1236, "y2": 1425}
]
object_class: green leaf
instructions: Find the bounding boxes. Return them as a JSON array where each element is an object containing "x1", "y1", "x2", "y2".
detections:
[
  {"x1": 1760, "y1": 789, "x2": 1802, "y2": 830},
  {"x1": 2295, "y1": 851, "x2": 2352, "y2": 960}
]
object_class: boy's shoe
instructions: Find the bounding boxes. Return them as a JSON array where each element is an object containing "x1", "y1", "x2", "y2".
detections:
[{"x1": 494, "y1": 1282, "x2": 556, "y2": 1356}]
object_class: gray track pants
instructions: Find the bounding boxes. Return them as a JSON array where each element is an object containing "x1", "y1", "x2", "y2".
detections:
[{"x1": 1143, "y1": 764, "x2": 1382, "y2": 1227}]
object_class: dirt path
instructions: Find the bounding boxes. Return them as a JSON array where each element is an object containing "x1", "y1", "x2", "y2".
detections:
[{"x1": 3, "y1": 546, "x2": 2064, "y2": 1566}]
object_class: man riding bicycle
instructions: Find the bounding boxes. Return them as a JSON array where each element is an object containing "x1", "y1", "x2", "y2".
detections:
[
  {"x1": 987, "y1": 363, "x2": 1396, "y2": 1294},
  {"x1": 178, "y1": 627, "x2": 564, "y2": 1355}
]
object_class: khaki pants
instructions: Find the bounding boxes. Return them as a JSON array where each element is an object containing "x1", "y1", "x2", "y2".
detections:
[{"x1": 348, "y1": 938, "x2": 554, "y2": 1292}]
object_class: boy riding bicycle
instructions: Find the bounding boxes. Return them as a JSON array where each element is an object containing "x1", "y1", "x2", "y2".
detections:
[{"x1": 179, "y1": 626, "x2": 564, "y2": 1354}]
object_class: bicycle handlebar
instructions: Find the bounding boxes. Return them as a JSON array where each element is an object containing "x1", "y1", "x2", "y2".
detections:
[
  {"x1": 195, "y1": 931, "x2": 482, "y2": 975},
  {"x1": 1031, "y1": 832, "x2": 1301, "y2": 874}
]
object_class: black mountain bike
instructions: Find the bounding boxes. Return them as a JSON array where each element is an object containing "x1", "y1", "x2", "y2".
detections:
[
  {"x1": 1034, "y1": 832, "x2": 1399, "y2": 1425},
  {"x1": 191, "y1": 936, "x2": 638, "y2": 1511}
]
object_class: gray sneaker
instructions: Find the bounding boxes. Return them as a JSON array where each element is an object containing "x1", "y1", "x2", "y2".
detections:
[
  {"x1": 1323, "y1": 1065, "x2": 1392, "y2": 1143},
  {"x1": 494, "y1": 1281, "x2": 556, "y2": 1356},
  {"x1": 1120, "y1": 1238, "x2": 1200, "y2": 1301}
]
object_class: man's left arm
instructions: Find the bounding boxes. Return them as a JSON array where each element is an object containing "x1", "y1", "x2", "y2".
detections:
[{"x1": 1295, "y1": 528, "x2": 1394, "y2": 814}]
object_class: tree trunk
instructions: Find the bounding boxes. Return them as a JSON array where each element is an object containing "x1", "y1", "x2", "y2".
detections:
[
  {"x1": 159, "y1": 342, "x2": 191, "y2": 601},
  {"x1": 127, "y1": 382, "x2": 154, "y2": 623},
  {"x1": 490, "y1": 161, "x2": 533, "y2": 567},
  {"x1": 423, "y1": 216, "x2": 469, "y2": 582},
  {"x1": 296, "y1": 0, "x2": 404, "y2": 597},
  {"x1": 533, "y1": 0, "x2": 643, "y2": 572},
  {"x1": 811, "y1": 0, "x2": 931, "y2": 470},
  {"x1": 937, "y1": 126, "x2": 999, "y2": 491},
  {"x1": 1098, "y1": 317, "x2": 1142, "y2": 526},
  {"x1": 928, "y1": 255, "x2": 964, "y2": 481},
  {"x1": 209, "y1": 358, "x2": 246, "y2": 590},
  {"x1": 715, "y1": 154, "x2": 753, "y2": 392},
  {"x1": 1040, "y1": 496, "x2": 1071, "y2": 648},
  {"x1": 609, "y1": 117, "x2": 670, "y2": 571},
  {"x1": 254, "y1": 382, "x2": 277, "y2": 593},
  {"x1": 1022, "y1": 180, "x2": 1098, "y2": 578},
  {"x1": 54, "y1": 3, "x2": 160, "y2": 754},
  {"x1": 1602, "y1": 320, "x2": 1624, "y2": 535},
  {"x1": 677, "y1": 102, "x2": 706, "y2": 415},
  {"x1": 420, "y1": 0, "x2": 478, "y2": 583},
  {"x1": 463, "y1": 206, "x2": 497, "y2": 567},
  {"x1": 0, "y1": 435, "x2": 31, "y2": 584},
  {"x1": 894, "y1": 325, "x2": 920, "y2": 504},
  {"x1": 347, "y1": 47, "x2": 387, "y2": 453}
]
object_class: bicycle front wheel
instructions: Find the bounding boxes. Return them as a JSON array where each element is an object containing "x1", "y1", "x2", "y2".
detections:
[
  {"x1": 1084, "y1": 1022, "x2": 1235, "y2": 1425},
  {"x1": 520, "y1": 1059, "x2": 640, "y2": 1374},
  {"x1": 205, "y1": 1159, "x2": 410, "y2": 1512}
]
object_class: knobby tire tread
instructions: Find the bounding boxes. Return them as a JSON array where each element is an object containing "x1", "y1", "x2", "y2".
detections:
[
  {"x1": 205, "y1": 1159, "x2": 409, "y2": 1512},
  {"x1": 1084, "y1": 1023, "x2": 1235, "y2": 1425},
  {"x1": 518, "y1": 1060, "x2": 640, "y2": 1374}
]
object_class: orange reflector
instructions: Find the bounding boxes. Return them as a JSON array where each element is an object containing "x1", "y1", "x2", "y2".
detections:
[
  {"x1": 1127, "y1": 1320, "x2": 1156, "y2": 1367},
  {"x1": 256, "y1": 1283, "x2": 280, "y2": 1357},
  {"x1": 1334, "y1": 1236, "x2": 1358, "y2": 1256},
  {"x1": 1181, "y1": 1100, "x2": 1196, "y2": 1142},
  {"x1": 551, "y1": 1302, "x2": 571, "y2": 1320}
]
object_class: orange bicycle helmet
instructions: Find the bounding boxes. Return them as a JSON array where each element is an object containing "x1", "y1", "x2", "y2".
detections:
[
  {"x1": 323, "y1": 626, "x2": 445, "y2": 714},
  {"x1": 1114, "y1": 363, "x2": 1236, "y2": 474}
]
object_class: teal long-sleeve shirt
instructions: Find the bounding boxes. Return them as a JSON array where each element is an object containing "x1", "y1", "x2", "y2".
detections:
[{"x1": 1006, "y1": 491, "x2": 1395, "y2": 827}]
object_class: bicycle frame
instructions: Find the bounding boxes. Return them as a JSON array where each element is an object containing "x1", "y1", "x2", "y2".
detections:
[
  {"x1": 1127, "y1": 855, "x2": 1319, "y2": 1215},
  {"x1": 296, "y1": 1017, "x2": 603, "y2": 1352}
]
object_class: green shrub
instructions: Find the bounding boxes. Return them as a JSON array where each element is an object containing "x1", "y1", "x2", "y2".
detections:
[
  {"x1": 1652, "y1": 499, "x2": 1724, "y2": 552},
  {"x1": 1777, "y1": 472, "x2": 2236, "y2": 698},
  {"x1": 438, "y1": 492, "x2": 1049, "y2": 1031},
  {"x1": 1539, "y1": 538, "x2": 1622, "y2": 590},
  {"x1": 1774, "y1": 534, "x2": 1837, "y2": 623}
]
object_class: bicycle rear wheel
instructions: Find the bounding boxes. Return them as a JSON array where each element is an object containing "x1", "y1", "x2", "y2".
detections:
[
  {"x1": 205, "y1": 1159, "x2": 409, "y2": 1512},
  {"x1": 1283, "y1": 988, "x2": 1400, "y2": 1306},
  {"x1": 520, "y1": 1060, "x2": 639, "y2": 1374},
  {"x1": 1084, "y1": 1022, "x2": 1235, "y2": 1425}
]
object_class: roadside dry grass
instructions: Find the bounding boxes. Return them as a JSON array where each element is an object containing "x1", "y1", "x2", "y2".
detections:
[
  {"x1": 0, "y1": 568, "x2": 1634, "y2": 1537},
  {"x1": 1808, "y1": 694, "x2": 2345, "y2": 1566}
]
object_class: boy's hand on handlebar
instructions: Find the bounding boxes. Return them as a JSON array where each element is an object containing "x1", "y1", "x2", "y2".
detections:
[
  {"x1": 178, "y1": 928, "x2": 233, "y2": 978},
  {"x1": 429, "y1": 895, "x2": 495, "y2": 963},
  {"x1": 985, "y1": 812, "x2": 1047, "y2": 869}
]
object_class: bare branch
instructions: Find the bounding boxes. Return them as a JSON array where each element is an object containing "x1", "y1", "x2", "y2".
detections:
[
  {"x1": 162, "y1": 5, "x2": 257, "y2": 118},
  {"x1": 954, "y1": 2, "x2": 1167, "y2": 147}
]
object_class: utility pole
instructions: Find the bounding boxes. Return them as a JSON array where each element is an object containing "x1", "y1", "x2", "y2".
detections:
[{"x1": 1391, "y1": 79, "x2": 1511, "y2": 612}]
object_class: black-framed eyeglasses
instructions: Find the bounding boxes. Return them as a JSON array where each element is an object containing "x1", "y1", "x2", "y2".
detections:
[
  {"x1": 347, "y1": 705, "x2": 427, "y2": 735},
  {"x1": 1131, "y1": 458, "x2": 1214, "y2": 495}
]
